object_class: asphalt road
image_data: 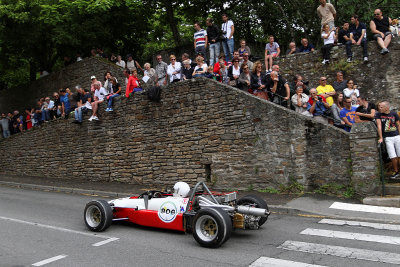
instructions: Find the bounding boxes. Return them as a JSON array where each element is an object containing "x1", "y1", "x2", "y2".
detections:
[{"x1": 1, "y1": 186, "x2": 400, "y2": 267}]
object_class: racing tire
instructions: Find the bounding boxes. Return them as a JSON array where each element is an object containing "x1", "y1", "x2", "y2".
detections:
[
  {"x1": 84, "y1": 200, "x2": 113, "y2": 232},
  {"x1": 192, "y1": 208, "x2": 232, "y2": 248},
  {"x1": 237, "y1": 195, "x2": 269, "y2": 227}
]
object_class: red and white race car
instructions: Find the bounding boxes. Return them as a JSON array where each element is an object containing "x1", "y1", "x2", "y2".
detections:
[{"x1": 84, "y1": 181, "x2": 269, "y2": 248}]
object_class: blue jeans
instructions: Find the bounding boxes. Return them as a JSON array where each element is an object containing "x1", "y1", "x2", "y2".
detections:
[
  {"x1": 2, "y1": 129, "x2": 10, "y2": 138},
  {"x1": 107, "y1": 94, "x2": 120, "y2": 108},
  {"x1": 222, "y1": 38, "x2": 234, "y2": 62},
  {"x1": 74, "y1": 106, "x2": 86, "y2": 122},
  {"x1": 345, "y1": 38, "x2": 368, "y2": 57},
  {"x1": 41, "y1": 109, "x2": 50, "y2": 121},
  {"x1": 209, "y1": 43, "x2": 220, "y2": 66}
]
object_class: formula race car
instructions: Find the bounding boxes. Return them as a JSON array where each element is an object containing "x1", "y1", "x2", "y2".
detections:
[{"x1": 84, "y1": 181, "x2": 270, "y2": 248}]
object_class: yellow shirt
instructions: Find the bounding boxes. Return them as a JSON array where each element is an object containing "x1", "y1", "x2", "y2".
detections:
[{"x1": 316, "y1": 85, "x2": 335, "y2": 106}]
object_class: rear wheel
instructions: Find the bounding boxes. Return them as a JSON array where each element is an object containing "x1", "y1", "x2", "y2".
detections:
[
  {"x1": 84, "y1": 200, "x2": 113, "y2": 232},
  {"x1": 192, "y1": 208, "x2": 232, "y2": 248},
  {"x1": 237, "y1": 195, "x2": 269, "y2": 227}
]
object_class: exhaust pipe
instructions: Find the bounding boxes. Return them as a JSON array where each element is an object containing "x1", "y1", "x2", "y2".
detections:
[{"x1": 236, "y1": 205, "x2": 270, "y2": 217}]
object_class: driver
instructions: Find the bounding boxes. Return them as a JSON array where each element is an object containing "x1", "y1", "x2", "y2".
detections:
[{"x1": 173, "y1": 182, "x2": 190, "y2": 197}]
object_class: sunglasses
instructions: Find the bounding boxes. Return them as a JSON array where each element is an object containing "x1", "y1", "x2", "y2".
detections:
[
  {"x1": 243, "y1": 67, "x2": 249, "y2": 70},
  {"x1": 171, "y1": 58, "x2": 176, "y2": 61},
  {"x1": 320, "y1": 79, "x2": 326, "y2": 81}
]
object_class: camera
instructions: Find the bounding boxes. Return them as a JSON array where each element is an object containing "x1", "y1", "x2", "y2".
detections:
[
  {"x1": 317, "y1": 96, "x2": 323, "y2": 101},
  {"x1": 303, "y1": 81, "x2": 309, "y2": 86}
]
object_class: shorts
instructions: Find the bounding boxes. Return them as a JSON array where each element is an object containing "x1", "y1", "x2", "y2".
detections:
[
  {"x1": 373, "y1": 32, "x2": 391, "y2": 40},
  {"x1": 384, "y1": 135, "x2": 400, "y2": 159},
  {"x1": 268, "y1": 53, "x2": 278, "y2": 58}
]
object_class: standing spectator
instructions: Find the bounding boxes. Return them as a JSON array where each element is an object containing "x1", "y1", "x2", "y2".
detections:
[
  {"x1": 286, "y1": 42, "x2": 298, "y2": 55},
  {"x1": 376, "y1": 101, "x2": 400, "y2": 179},
  {"x1": 307, "y1": 88, "x2": 330, "y2": 124},
  {"x1": 343, "y1": 80, "x2": 359, "y2": 106},
  {"x1": 206, "y1": 18, "x2": 220, "y2": 66},
  {"x1": 143, "y1": 63, "x2": 157, "y2": 87},
  {"x1": 321, "y1": 24, "x2": 337, "y2": 64},
  {"x1": 238, "y1": 39, "x2": 251, "y2": 59},
  {"x1": 332, "y1": 71, "x2": 347, "y2": 93},
  {"x1": 266, "y1": 71, "x2": 290, "y2": 107},
  {"x1": 181, "y1": 60, "x2": 194, "y2": 80},
  {"x1": 239, "y1": 51, "x2": 253, "y2": 71},
  {"x1": 340, "y1": 97, "x2": 357, "y2": 132},
  {"x1": 194, "y1": 22, "x2": 208, "y2": 62},
  {"x1": 89, "y1": 82, "x2": 107, "y2": 121},
  {"x1": 317, "y1": 0, "x2": 336, "y2": 30},
  {"x1": 1, "y1": 113, "x2": 10, "y2": 138},
  {"x1": 298, "y1": 38, "x2": 315, "y2": 53},
  {"x1": 264, "y1": 35, "x2": 280, "y2": 72},
  {"x1": 316, "y1": 76, "x2": 336, "y2": 106},
  {"x1": 251, "y1": 61, "x2": 268, "y2": 100},
  {"x1": 331, "y1": 92, "x2": 346, "y2": 128},
  {"x1": 193, "y1": 56, "x2": 208, "y2": 78},
  {"x1": 116, "y1": 55, "x2": 126, "y2": 68},
  {"x1": 167, "y1": 55, "x2": 182, "y2": 83},
  {"x1": 291, "y1": 86, "x2": 311, "y2": 116},
  {"x1": 370, "y1": 9, "x2": 392, "y2": 54},
  {"x1": 221, "y1": 14, "x2": 235, "y2": 62},
  {"x1": 90, "y1": 76, "x2": 102, "y2": 93},
  {"x1": 238, "y1": 63, "x2": 251, "y2": 92},
  {"x1": 59, "y1": 88, "x2": 71, "y2": 118},
  {"x1": 73, "y1": 86, "x2": 92, "y2": 123},
  {"x1": 155, "y1": 54, "x2": 168, "y2": 87},
  {"x1": 355, "y1": 96, "x2": 376, "y2": 122},
  {"x1": 106, "y1": 78, "x2": 121, "y2": 112},
  {"x1": 126, "y1": 54, "x2": 143, "y2": 72},
  {"x1": 348, "y1": 15, "x2": 369, "y2": 62},
  {"x1": 338, "y1": 22, "x2": 351, "y2": 45},
  {"x1": 227, "y1": 58, "x2": 241, "y2": 87}
]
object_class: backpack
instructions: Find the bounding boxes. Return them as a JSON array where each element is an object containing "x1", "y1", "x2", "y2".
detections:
[{"x1": 147, "y1": 86, "x2": 161, "y2": 102}]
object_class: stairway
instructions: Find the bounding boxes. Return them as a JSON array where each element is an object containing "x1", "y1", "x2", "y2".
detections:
[{"x1": 363, "y1": 182, "x2": 400, "y2": 208}]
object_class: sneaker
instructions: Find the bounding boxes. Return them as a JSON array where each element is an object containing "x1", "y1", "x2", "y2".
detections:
[
  {"x1": 389, "y1": 172, "x2": 400, "y2": 180},
  {"x1": 93, "y1": 116, "x2": 99, "y2": 121},
  {"x1": 363, "y1": 56, "x2": 368, "y2": 62},
  {"x1": 321, "y1": 59, "x2": 326, "y2": 64},
  {"x1": 108, "y1": 108, "x2": 113, "y2": 112},
  {"x1": 72, "y1": 120, "x2": 79, "y2": 124},
  {"x1": 105, "y1": 108, "x2": 110, "y2": 112},
  {"x1": 380, "y1": 48, "x2": 389, "y2": 54},
  {"x1": 325, "y1": 60, "x2": 330, "y2": 64},
  {"x1": 347, "y1": 57, "x2": 353, "y2": 63},
  {"x1": 88, "y1": 116, "x2": 94, "y2": 121}
]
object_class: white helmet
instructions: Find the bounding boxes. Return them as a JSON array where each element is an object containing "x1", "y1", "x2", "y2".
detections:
[{"x1": 173, "y1": 182, "x2": 190, "y2": 197}]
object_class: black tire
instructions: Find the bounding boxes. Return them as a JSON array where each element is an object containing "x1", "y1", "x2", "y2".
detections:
[
  {"x1": 192, "y1": 208, "x2": 233, "y2": 248},
  {"x1": 84, "y1": 200, "x2": 113, "y2": 232},
  {"x1": 237, "y1": 195, "x2": 269, "y2": 227}
]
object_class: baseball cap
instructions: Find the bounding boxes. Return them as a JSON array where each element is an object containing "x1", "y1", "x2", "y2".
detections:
[{"x1": 90, "y1": 75, "x2": 96, "y2": 80}]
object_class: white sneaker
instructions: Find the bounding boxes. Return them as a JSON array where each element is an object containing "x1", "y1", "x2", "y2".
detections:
[
  {"x1": 88, "y1": 116, "x2": 94, "y2": 121},
  {"x1": 93, "y1": 116, "x2": 99, "y2": 121},
  {"x1": 363, "y1": 56, "x2": 368, "y2": 62},
  {"x1": 322, "y1": 59, "x2": 326, "y2": 64}
]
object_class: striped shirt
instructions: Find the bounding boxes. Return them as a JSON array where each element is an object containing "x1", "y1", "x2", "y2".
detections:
[{"x1": 194, "y1": 29, "x2": 207, "y2": 47}]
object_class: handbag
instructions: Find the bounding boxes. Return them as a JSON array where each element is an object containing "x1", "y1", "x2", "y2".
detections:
[{"x1": 254, "y1": 91, "x2": 269, "y2": 100}]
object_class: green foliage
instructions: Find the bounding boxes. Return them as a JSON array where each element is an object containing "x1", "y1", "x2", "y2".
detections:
[
  {"x1": 314, "y1": 182, "x2": 355, "y2": 198},
  {"x1": 247, "y1": 184, "x2": 254, "y2": 191},
  {"x1": 258, "y1": 187, "x2": 279, "y2": 194},
  {"x1": 279, "y1": 176, "x2": 304, "y2": 194}
]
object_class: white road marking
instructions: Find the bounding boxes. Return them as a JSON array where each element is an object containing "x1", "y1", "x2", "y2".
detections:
[
  {"x1": 32, "y1": 255, "x2": 67, "y2": 266},
  {"x1": 249, "y1": 256, "x2": 328, "y2": 267},
  {"x1": 279, "y1": 240, "x2": 400, "y2": 265},
  {"x1": 0, "y1": 215, "x2": 114, "y2": 239},
  {"x1": 92, "y1": 237, "x2": 119, "y2": 247},
  {"x1": 300, "y1": 228, "x2": 400, "y2": 245},
  {"x1": 318, "y1": 219, "x2": 400, "y2": 231},
  {"x1": 329, "y1": 202, "x2": 400, "y2": 215}
]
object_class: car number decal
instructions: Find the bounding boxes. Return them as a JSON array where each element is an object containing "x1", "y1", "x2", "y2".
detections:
[{"x1": 158, "y1": 201, "x2": 177, "y2": 223}]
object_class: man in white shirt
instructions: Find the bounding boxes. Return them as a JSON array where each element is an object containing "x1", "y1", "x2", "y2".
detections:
[
  {"x1": 89, "y1": 82, "x2": 107, "y2": 121},
  {"x1": 194, "y1": 22, "x2": 208, "y2": 62},
  {"x1": 221, "y1": 14, "x2": 235, "y2": 62}
]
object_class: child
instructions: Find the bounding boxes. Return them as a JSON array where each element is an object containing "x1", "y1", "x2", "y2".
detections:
[{"x1": 204, "y1": 66, "x2": 216, "y2": 80}]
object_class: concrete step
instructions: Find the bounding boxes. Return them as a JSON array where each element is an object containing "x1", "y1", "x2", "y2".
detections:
[
  {"x1": 363, "y1": 196, "x2": 400, "y2": 208},
  {"x1": 384, "y1": 182, "x2": 400, "y2": 195}
]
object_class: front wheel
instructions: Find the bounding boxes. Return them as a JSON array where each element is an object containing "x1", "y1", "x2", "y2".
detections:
[
  {"x1": 84, "y1": 200, "x2": 113, "y2": 232},
  {"x1": 192, "y1": 208, "x2": 232, "y2": 248},
  {"x1": 237, "y1": 195, "x2": 269, "y2": 227}
]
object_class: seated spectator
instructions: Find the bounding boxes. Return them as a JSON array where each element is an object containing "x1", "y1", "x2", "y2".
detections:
[
  {"x1": 355, "y1": 96, "x2": 376, "y2": 122},
  {"x1": 217, "y1": 59, "x2": 229, "y2": 84},
  {"x1": 213, "y1": 54, "x2": 228, "y2": 76},
  {"x1": 103, "y1": 71, "x2": 114, "y2": 95},
  {"x1": 286, "y1": 42, "x2": 298, "y2": 55},
  {"x1": 231, "y1": 50, "x2": 240, "y2": 63},
  {"x1": 348, "y1": 15, "x2": 368, "y2": 62},
  {"x1": 376, "y1": 101, "x2": 400, "y2": 179},
  {"x1": 239, "y1": 51, "x2": 253, "y2": 71},
  {"x1": 204, "y1": 66, "x2": 216, "y2": 80},
  {"x1": 1, "y1": 113, "x2": 11, "y2": 138},
  {"x1": 73, "y1": 86, "x2": 91, "y2": 124},
  {"x1": 298, "y1": 38, "x2": 315, "y2": 53},
  {"x1": 76, "y1": 52, "x2": 83, "y2": 62},
  {"x1": 106, "y1": 78, "x2": 121, "y2": 112},
  {"x1": 124, "y1": 69, "x2": 140, "y2": 98},
  {"x1": 340, "y1": 97, "x2": 357, "y2": 132},
  {"x1": 321, "y1": 23, "x2": 337, "y2": 64},
  {"x1": 97, "y1": 48, "x2": 107, "y2": 59},
  {"x1": 370, "y1": 9, "x2": 392, "y2": 54},
  {"x1": 90, "y1": 76, "x2": 102, "y2": 93},
  {"x1": 316, "y1": 76, "x2": 336, "y2": 106},
  {"x1": 193, "y1": 56, "x2": 208, "y2": 78},
  {"x1": 290, "y1": 74, "x2": 309, "y2": 98},
  {"x1": 228, "y1": 58, "x2": 241, "y2": 87},
  {"x1": 45, "y1": 97, "x2": 55, "y2": 120},
  {"x1": 266, "y1": 71, "x2": 290, "y2": 107},
  {"x1": 59, "y1": 88, "x2": 71, "y2": 118},
  {"x1": 90, "y1": 49, "x2": 97, "y2": 57},
  {"x1": 291, "y1": 86, "x2": 311, "y2": 116},
  {"x1": 343, "y1": 79, "x2": 360, "y2": 107},
  {"x1": 332, "y1": 71, "x2": 347, "y2": 93},
  {"x1": 238, "y1": 63, "x2": 251, "y2": 92},
  {"x1": 250, "y1": 61, "x2": 268, "y2": 100},
  {"x1": 142, "y1": 63, "x2": 156, "y2": 87},
  {"x1": 126, "y1": 54, "x2": 143, "y2": 72},
  {"x1": 264, "y1": 35, "x2": 280, "y2": 72},
  {"x1": 181, "y1": 60, "x2": 194, "y2": 80},
  {"x1": 238, "y1": 39, "x2": 251, "y2": 60},
  {"x1": 181, "y1": 53, "x2": 196, "y2": 68},
  {"x1": 110, "y1": 53, "x2": 117, "y2": 63},
  {"x1": 307, "y1": 88, "x2": 330, "y2": 124},
  {"x1": 40, "y1": 97, "x2": 51, "y2": 122},
  {"x1": 331, "y1": 92, "x2": 346, "y2": 128},
  {"x1": 115, "y1": 55, "x2": 126, "y2": 68},
  {"x1": 52, "y1": 92, "x2": 62, "y2": 118},
  {"x1": 167, "y1": 55, "x2": 182, "y2": 82},
  {"x1": 89, "y1": 82, "x2": 107, "y2": 121},
  {"x1": 338, "y1": 22, "x2": 351, "y2": 45}
]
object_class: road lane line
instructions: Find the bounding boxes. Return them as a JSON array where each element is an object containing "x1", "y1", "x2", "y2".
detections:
[
  {"x1": 329, "y1": 202, "x2": 400, "y2": 215},
  {"x1": 279, "y1": 240, "x2": 400, "y2": 265},
  {"x1": 0, "y1": 215, "x2": 114, "y2": 240},
  {"x1": 300, "y1": 228, "x2": 400, "y2": 245},
  {"x1": 92, "y1": 237, "x2": 119, "y2": 247},
  {"x1": 249, "y1": 256, "x2": 328, "y2": 267},
  {"x1": 318, "y1": 219, "x2": 400, "y2": 231},
  {"x1": 32, "y1": 255, "x2": 67, "y2": 266}
]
